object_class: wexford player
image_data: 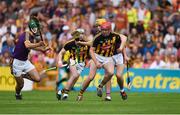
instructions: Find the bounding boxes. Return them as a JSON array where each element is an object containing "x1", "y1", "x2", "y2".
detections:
[{"x1": 11, "y1": 17, "x2": 50, "y2": 100}]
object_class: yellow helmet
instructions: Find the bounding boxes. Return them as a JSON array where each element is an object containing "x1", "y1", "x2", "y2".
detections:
[
  {"x1": 95, "y1": 18, "x2": 106, "y2": 26},
  {"x1": 71, "y1": 28, "x2": 85, "y2": 40}
]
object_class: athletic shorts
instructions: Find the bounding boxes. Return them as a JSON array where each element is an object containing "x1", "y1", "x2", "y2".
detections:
[
  {"x1": 12, "y1": 58, "x2": 35, "y2": 77},
  {"x1": 112, "y1": 53, "x2": 124, "y2": 66},
  {"x1": 94, "y1": 53, "x2": 113, "y2": 65},
  {"x1": 70, "y1": 59, "x2": 85, "y2": 74}
]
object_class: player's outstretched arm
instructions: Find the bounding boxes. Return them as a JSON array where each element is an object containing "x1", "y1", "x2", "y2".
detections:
[
  {"x1": 57, "y1": 48, "x2": 66, "y2": 67},
  {"x1": 117, "y1": 34, "x2": 127, "y2": 53},
  {"x1": 24, "y1": 32, "x2": 45, "y2": 49},
  {"x1": 76, "y1": 41, "x2": 92, "y2": 46},
  {"x1": 34, "y1": 46, "x2": 51, "y2": 52},
  {"x1": 24, "y1": 40, "x2": 45, "y2": 49}
]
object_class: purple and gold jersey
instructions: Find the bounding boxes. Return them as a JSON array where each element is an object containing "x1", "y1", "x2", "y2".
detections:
[
  {"x1": 13, "y1": 32, "x2": 34, "y2": 61},
  {"x1": 64, "y1": 39, "x2": 90, "y2": 63},
  {"x1": 92, "y1": 32, "x2": 121, "y2": 57}
]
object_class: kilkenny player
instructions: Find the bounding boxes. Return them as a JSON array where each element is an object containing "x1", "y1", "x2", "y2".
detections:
[
  {"x1": 56, "y1": 29, "x2": 90, "y2": 100},
  {"x1": 11, "y1": 17, "x2": 50, "y2": 100},
  {"x1": 76, "y1": 18, "x2": 110, "y2": 101},
  {"x1": 90, "y1": 21, "x2": 127, "y2": 100}
]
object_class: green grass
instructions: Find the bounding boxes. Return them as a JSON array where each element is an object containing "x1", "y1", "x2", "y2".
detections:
[{"x1": 0, "y1": 90, "x2": 180, "y2": 114}]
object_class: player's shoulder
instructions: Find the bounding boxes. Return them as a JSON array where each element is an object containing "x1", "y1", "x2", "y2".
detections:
[
  {"x1": 111, "y1": 32, "x2": 120, "y2": 36},
  {"x1": 93, "y1": 33, "x2": 102, "y2": 40},
  {"x1": 25, "y1": 30, "x2": 33, "y2": 36},
  {"x1": 111, "y1": 32, "x2": 127, "y2": 38},
  {"x1": 64, "y1": 39, "x2": 75, "y2": 47}
]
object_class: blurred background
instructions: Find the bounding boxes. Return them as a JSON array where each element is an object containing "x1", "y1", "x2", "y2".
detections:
[{"x1": 0, "y1": 0, "x2": 179, "y2": 91}]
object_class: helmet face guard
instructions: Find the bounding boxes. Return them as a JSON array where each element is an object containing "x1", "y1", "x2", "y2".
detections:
[
  {"x1": 28, "y1": 17, "x2": 40, "y2": 34},
  {"x1": 101, "y1": 21, "x2": 111, "y2": 36},
  {"x1": 71, "y1": 28, "x2": 85, "y2": 41}
]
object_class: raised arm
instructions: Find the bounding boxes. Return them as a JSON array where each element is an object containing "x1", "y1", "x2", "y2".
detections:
[{"x1": 24, "y1": 32, "x2": 44, "y2": 49}]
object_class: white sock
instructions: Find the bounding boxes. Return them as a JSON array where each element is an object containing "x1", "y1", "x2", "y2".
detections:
[
  {"x1": 57, "y1": 90, "x2": 62, "y2": 95},
  {"x1": 120, "y1": 89, "x2": 124, "y2": 92},
  {"x1": 16, "y1": 93, "x2": 21, "y2": 95}
]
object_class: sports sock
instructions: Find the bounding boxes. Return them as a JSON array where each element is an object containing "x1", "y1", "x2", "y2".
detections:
[
  {"x1": 79, "y1": 89, "x2": 84, "y2": 96},
  {"x1": 98, "y1": 84, "x2": 103, "y2": 88},
  {"x1": 120, "y1": 89, "x2": 125, "y2": 92},
  {"x1": 62, "y1": 88, "x2": 69, "y2": 94}
]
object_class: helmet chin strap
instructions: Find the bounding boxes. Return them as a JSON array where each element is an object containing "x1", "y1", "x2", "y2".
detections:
[{"x1": 31, "y1": 28, "x2": 38, "y2": 34}]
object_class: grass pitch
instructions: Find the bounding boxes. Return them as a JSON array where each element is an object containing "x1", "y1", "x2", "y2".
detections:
[{"x1": 0, "y1": 90, "x2": 179, "y2": 114}]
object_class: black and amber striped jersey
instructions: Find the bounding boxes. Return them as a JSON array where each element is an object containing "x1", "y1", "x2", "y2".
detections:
[
  {"x1": 64, "y1": 40, "x2": 90, "y2": 63},
  {"x1": 92, "y1": 32, "x2": 122, "y2": 57}
]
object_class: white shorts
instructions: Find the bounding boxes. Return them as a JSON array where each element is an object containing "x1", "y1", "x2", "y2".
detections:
[
  {"x1": 112, "y1": 53, "x2": 124, "y2": 65},
  {"x1": 12, "y1": 59, "x2": 35, "y2": 77},
  {"x1": 70, "y1": 59, "x2": 85, "y2": 74},
  {"x1": 95, "y1": 53, "x2": 113, "y2": 65},
  {"x1": 75, "y1": 62, "x2": 85, "y2": 74}
]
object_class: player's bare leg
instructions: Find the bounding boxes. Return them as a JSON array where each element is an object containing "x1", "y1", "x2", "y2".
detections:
[
  {"x1": 116, "y1": 64, "x2": 127, "y2": 100},
  {"x1": 25, "y1": 68, "x2": 48, "y2": 82},
  {"x1": 105, "y1": 80, "x2": 111, "y2": 101},
  {"x1": 58, "y1": 65, "x2": 80, "y2": 100},
  {"x1": 14, "y1": 77, "x2": 24, "y2": 100},
  {"x1": 77, "y1": 60, "x2": 97, "y2": 101},
  {"x1": 14, "y1": 68, "x2": 41, "y2": 100},
  {"x1": 97, "y1": 62, "x2": 114, "y2": 97}
]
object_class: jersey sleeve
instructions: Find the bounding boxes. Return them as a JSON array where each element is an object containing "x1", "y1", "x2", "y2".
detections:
[
  {"x1": 114, "y1": 34, "x2": 121, "y2": 49},
  {"x1": 64, "y1": 40, "x2": 75, "y2": 51},
  {"x1": 64, "y1": 42, "x2": 70, "y2": 51},
  {"x1": 92, "y1": 36, "x2": 100, "y2": 47}
]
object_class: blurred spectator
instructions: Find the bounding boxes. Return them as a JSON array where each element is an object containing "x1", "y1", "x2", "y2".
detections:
[
  {"x1": 156, "y1": 42, "x2": 165, "y2": 56},
  {"x1": 132, "y1": 53, "x2": 143, "y2": 68},
  {"x1": 141, "y1": 39, "x2": 156, "y2": 56},
  {"x1": 114, "y1": 1, "x2": 128, "y2": 33},
  {"x1": 164, "y1": 40, "x2": 177, "y2": 56},
  {"x1": 151, "y1": 30, "x2": 163, "y2": 43},
  {"x1": 166, "y1": 53, "x2": 179, "y2": 69},
  {"x1": 142, "y1": 51, "x2": 153, "y2": 69},
  {"x1": 58, "y1": 25, "x2": 72, "y2": 50},
  {"x1": 126, "y1": 1, "x2": 137, "y2": 33},
  {"x1": 146, "y1": 0, "x2": 159, "y2": 12},
  {"x1": 163, "y1": 26, "x2": 176, "y2": 45},
  {"x1": 136, "y1": 2, "x2": 151, "y2": 33},
  {"x1": 149, "y1": 54, "x2": 166, "y2": 69}
]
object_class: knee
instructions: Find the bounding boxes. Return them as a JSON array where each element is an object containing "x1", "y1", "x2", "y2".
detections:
[
  {"x1": 116, "y1": 73, "x2": 121, "y2": 79},
  {"x1": 116, "y1": 72, "x2": 123, "y2": 79},
  {"x1": 106, "y1": 71, "x2": 114, "y2": 77},
  {"x1": 116, "y1": 74, "x2": 123, "y2": 80},
  {"x1": 89, "y1": 76, "x2": 95, "y2": 81},
  {"x1": 73, "y1": 73, "x2": 80, "y2": 79}
]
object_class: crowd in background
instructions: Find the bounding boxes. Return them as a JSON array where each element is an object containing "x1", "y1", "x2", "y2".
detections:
[{"x1": 0, "y1": 0, "x2": 179, "y2": 70}]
